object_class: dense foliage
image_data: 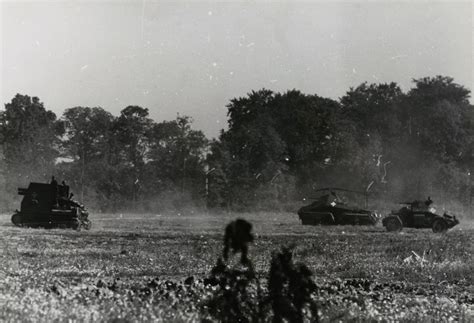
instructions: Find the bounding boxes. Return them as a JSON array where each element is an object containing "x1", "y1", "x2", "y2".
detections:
[
  {"x1": 0, "y1": 97, "x2": 208, "y2": 212},
  {"x1": 1, "y1": 75, "x2": 473, "y2": 214},
  {"x1": 207, "y1": 76, "x2": 474, "y2": 214}
]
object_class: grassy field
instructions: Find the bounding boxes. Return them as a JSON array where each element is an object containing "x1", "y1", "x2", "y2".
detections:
[{"x1": 0, "y1": 211, "x2": 473, "y2": 322}]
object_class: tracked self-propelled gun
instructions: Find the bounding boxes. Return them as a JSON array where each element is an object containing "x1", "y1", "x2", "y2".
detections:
[{"x1": 11, "y1": 182, "x2": 91, "y2": 230}]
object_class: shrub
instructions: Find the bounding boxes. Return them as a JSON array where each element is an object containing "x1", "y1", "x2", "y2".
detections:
[
  {"x1": 202, "y1": 220, "x2": 319, "y2": 323},
  {"x1": 268, "y1": 246, "x2": 319, "y2": 323}
]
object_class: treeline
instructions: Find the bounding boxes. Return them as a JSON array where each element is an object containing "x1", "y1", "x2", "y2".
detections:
[
  {"x1": 1, "y1": 76, "x2": 473, "y2": 215},
  {"x1": 0, "y1": 101, "x2": 208, "y2": 211}
]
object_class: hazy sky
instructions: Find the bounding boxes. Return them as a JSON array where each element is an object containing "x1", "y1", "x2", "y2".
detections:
[{"x1": 1, "y1": 1, "x2": 472, "y2": 138}]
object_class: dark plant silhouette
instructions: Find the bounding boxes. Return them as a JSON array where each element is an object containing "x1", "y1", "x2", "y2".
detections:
[
  {"x1": 268, "y1": 246, "x2": 319, "y2": 323},
  {"x1": 204, "y1": 258, "x2": 262, "y2": 323},
  {"x1": 204, "y1": 219, "x2": 262, "y2": 322},
  {"x1": 203, "y1": 220, "x2": 318, "y2": 323},
  {"x1": 223, "y1": 218, "x2": 254, "y2": 264}
]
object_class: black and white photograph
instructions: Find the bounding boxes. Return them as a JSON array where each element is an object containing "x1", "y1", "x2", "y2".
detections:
[{"x1": 0, "y1": 0, "x2": 473, "y2": 321}]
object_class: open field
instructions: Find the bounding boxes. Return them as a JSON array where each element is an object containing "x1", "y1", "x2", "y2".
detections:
[{"x1": 0, "y1": 211, "x2": 473, "y2": 322}]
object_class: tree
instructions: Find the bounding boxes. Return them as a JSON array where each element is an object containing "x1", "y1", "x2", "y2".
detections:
[
  {"x1": 340, "y1": 82, "x2": 403, "y2": 147},
  {"x1": 270, "y1": 90, "x2": 340, "y2": 193},
  {"x1": 214, "y1": 90, "x2": 288, "y2": 207},
  {"x1": 336, "y1": 83, "x2": 404, "y2": 194},
  {"x1": 115, "y1": 106, "x2": 153, "y2": 169},
  {"x1": 408, "y1": 75, "x2": 470, "y2": 106},
  {"x1": 402, "y1": 76, "x2": 472, "y2": 162},
  {"x1": 0, "y1": 94, "x2": 61, "y2": 190},
  {"x1": 147, "y1": 115, "x2": 208, "y2": 197},
  {"x1": 59, "y1": 106, "x2": 116, "y2": 204},
  {"x1": 112, "y1": 106, "x2": 153, "y2": 204},
  {"x1": 397, "y1": 76, "x2": 474, "y2": 200},
  {"x1": 209, "y1": 89, "x2": 341, "y2": 207},
  {"x1": 61, "y1": 107, "x2": 115, "y2": 163}
]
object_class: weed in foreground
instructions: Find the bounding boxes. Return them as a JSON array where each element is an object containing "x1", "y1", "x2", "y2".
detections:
[
  {"x1": 202, "y1": 219, "x2": 319, "y2": 323},
  {"x1": 268, "y1": 246, "x2": 318, "y2": 323}
]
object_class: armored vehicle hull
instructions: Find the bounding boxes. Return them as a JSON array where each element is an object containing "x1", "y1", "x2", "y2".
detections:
[
  {"x1": 298, "y1": 188, "x2": 379, "y2": 226},
  {"x1": 298, "y1": 206, "x2": 378, "y2": 225},
  {"x1": 11, "y1": 182, "x2": 91, "y2": 230},
  {"x1": 11, "y1": 209, "x2": 91, "y2": 230},
  {"x1": 382, "y1": 198, "x2": 459, "y2": 233}
]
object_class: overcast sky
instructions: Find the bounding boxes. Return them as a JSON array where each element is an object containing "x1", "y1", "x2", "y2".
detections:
[{"x1": 1, "y1": 1, "x2": 472, "y2": 138}]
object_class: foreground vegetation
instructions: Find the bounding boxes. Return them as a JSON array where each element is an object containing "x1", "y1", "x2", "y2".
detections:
[{"x1": 0, "y1": 212, "x2": 473, "y2": 322}]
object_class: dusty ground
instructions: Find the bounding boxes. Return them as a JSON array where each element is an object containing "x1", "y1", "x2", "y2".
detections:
[{"x1": 0, "y1": 211, "x2": 473, "y2": 322}]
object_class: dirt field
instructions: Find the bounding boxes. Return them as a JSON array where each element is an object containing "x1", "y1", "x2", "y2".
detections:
[{"x1": 0, "y1": 211, "x2": 473, "y2": 322}]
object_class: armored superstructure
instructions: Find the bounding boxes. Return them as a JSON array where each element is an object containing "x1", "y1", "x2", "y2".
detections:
[{"x1": 11, "y1": 182, "x2": 91, "y2": 230}]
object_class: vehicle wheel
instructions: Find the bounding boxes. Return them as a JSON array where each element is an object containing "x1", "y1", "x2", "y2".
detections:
[
  {"x1": 83, "y1": 220, "x2": 92, "y2": 230},
  {"x1": 385, "y1": 217, "x2": 402, "y2": 232},
  {"x1": 432, "y1": 219, "x2": 448, "y2": 233},
  {"x1": 72, "y1": 219, "x2": 81, "y2": 231},
  {"x1": 11, "y1": 213, "x2": 22, "y2": 227}
]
